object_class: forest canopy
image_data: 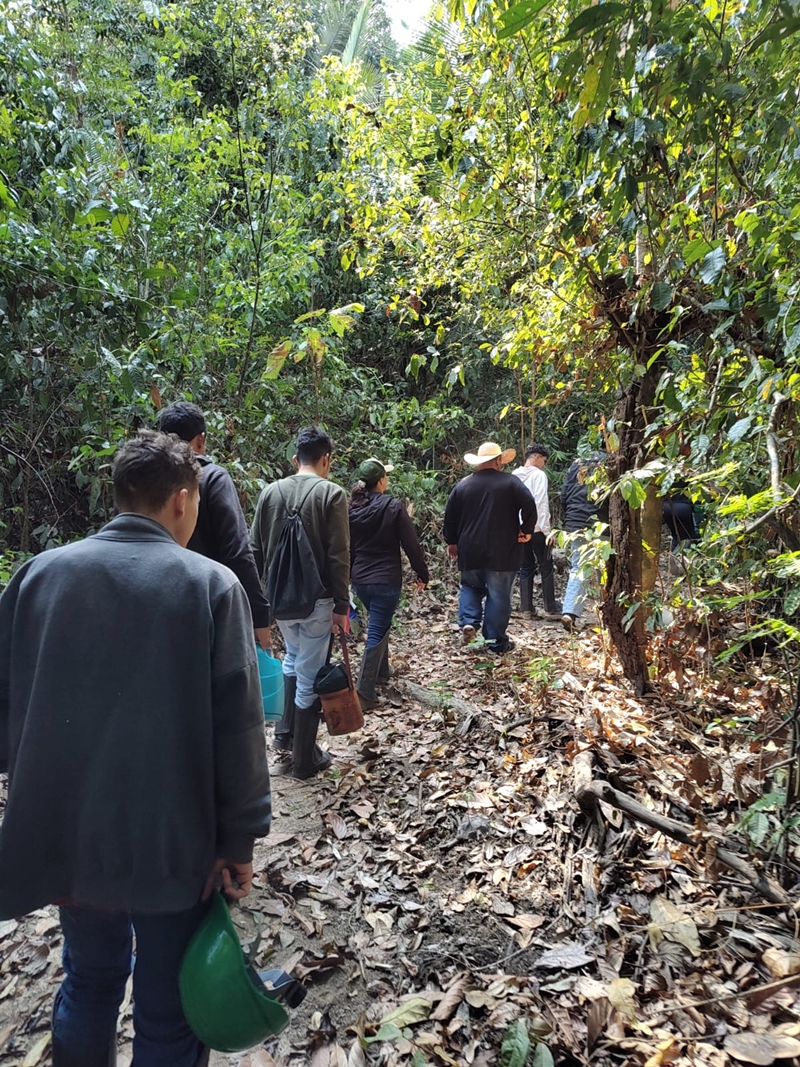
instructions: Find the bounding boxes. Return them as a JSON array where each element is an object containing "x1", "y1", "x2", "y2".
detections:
[{"x1": 2, "y1": 0, "x2": 800, "y2": 685}]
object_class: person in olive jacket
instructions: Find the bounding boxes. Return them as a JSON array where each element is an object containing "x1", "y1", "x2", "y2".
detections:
[
  {"x1": 0, "y1": 432, "x2": 271, "y2": 1067},
  {"x1": 349, "y1": 458, "x2": 429, "y2": 706}
]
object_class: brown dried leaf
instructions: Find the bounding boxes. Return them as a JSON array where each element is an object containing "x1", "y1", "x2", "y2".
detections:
[
  {"x1": 505, "y1": 914, "x2": 546, "y2": 931},
  {"x1": 762, "y1": 947, "x2": 800, "y2": 979},
  {"x1": 325, "y1": 813, "x2": 349, "y2": 839},
  {"x1": 534, "y1": 943, "x2": 594, "y2": 970},
  {"x1": 430, "y1": 975, "x2": 470, "y2": 1021},
  {"x1": 650, "y1": 897, "x2": 701, "y2": 958},
  {"x1": 607, "y1": 978, "x2": 638, "y2": 1022},
  {"x1": 21, "y1": 1033, "x2": 50, "y2": 1067},
  {"x1": 724, "y1": 1032, "x2": 800, "y2": 1064}
]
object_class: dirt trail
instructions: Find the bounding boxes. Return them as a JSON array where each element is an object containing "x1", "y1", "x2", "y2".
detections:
[{"x1": 1, "y1": 576, "x2": 797, "y2": 1067}]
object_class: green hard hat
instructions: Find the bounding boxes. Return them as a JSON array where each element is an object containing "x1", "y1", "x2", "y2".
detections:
[{"x1": 180, "y1": 891, "x2": 290, "y2": 1053}]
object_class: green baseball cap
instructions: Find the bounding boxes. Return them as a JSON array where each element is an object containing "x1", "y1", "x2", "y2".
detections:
[{"x1": 356, "y1": 457, "x2": 394, "y2": 484}]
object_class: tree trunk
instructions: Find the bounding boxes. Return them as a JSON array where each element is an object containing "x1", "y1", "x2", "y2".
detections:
[{"x1": 600, "y1": 366, "x2": 659, "y2": 694}]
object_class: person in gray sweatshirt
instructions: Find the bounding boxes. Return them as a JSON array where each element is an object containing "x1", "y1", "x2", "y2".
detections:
[{"x1": 0, "y1": 430, "x2": 271, "y2": 1067}]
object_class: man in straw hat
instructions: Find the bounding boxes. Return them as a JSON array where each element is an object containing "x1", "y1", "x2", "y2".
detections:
[{"x1": 443, "y1": 442, "x2": 537, "y2": 653}]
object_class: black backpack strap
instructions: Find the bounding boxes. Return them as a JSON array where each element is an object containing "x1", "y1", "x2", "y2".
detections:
[{"x1": 276, "y1": 477, "x2": 319, "y2": 519}]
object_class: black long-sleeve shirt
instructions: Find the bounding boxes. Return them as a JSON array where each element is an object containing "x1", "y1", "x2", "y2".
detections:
[
  {"x1": 443, "y1": 469, "x2": 536, "y2": 572},
  {"x1": 189, "y1": 455, "x2": 271, "y2": 627},
  {"x1": 349, "y1": 493, "x2": 429, "y2": 587}
]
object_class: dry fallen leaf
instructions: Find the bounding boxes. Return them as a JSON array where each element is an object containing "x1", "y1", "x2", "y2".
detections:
[
  {"x1": 21, "y1": 1033, "x2": 50, "y2": 1067},
  {"x1": 762, "y1": 947, "x2": 800, "y2": 979},
  {"x1": 534, "y1": 943, "x2": 594, "y2": 970},
  {"x1": 649, "y1": 897, "x2": 701, "y2": 958},
  {"x1": 724, "y1": 1032, "x2": 800, "y2": 1065},
  {"x1": 607, "y1": 977, "x2": 638, "y2": 1022}
]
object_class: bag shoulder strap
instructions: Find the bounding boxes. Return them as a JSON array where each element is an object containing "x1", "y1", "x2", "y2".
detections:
[{"x1": 276, "y1": 477, "x2": 319, "y2": 520}]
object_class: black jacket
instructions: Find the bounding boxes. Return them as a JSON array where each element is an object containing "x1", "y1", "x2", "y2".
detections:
[
  {"x1": 190, "y1": 455, "x2": 271, "y2": 628},
  {"x1": 0, "y1": 514, "x2": 272, "y2": 918},
  {"x1": 349, "y1": 493, "x2": 429, "y2": 587},
  {"x1": 443, "y1": 469, "x2": 536, "y2": 572},
  {"x1": 560, "y1": 455, "x2": 607, "y2": 532}
]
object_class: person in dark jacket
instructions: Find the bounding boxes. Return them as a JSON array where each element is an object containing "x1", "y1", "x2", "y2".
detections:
[
  {"x1": 349, "y1": 458, "x2": 429, "y2": 707},
  {"x1": 662, "y1": 487, "x2": 700, "y2": 551},
  {"x1": 0, "y1": 431, "x2": 272, "y2": 1067},
  {"x1": 560, "y1": 451, "x2": 607, "y2": 631},
  {"x1": 157, "y1": 401, "x2": 272, "y2": 652},
  {"x1": 443, "y1": 441, "x2": 536, "y2": 654}
]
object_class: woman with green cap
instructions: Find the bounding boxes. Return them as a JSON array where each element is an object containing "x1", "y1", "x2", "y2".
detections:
[{"x1": 349, "y1": 458, "x2": 429, "y2": 707}]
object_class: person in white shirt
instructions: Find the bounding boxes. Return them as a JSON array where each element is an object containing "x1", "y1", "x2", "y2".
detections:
[{"x1": 512, "y1": 443, "x2": 561, "y2": 619}]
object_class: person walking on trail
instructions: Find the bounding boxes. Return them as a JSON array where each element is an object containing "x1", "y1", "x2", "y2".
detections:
[
  {"x1": 0, "y1": 431, "x2": 272, "y2": 1067},
  {"x1": 560, "y1": 451, "x2": 607, "y2": 632},
  {"x1": 250, "y1": 426, "x2": 350, "y2": 780},
  {"x1": 349, "y1": 457, "x2": 429, "y2": 709},
  {"x1": 512, "y1": 442, "x2": 561, "y2": 621},
  {"x1": 157, "y1": 401, "x2": 273, "y2": 652},
  {"x1": 443, "y1": 441, "x2": 536, "y2": 654}
]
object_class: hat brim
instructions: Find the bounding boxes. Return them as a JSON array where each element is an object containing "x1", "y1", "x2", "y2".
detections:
[
  {"x1": 364, "y1": 457, "x2": 394, "y2": 474},
  {"x1": 464, "y1": 448, "x2": 516, "y2": 466}
]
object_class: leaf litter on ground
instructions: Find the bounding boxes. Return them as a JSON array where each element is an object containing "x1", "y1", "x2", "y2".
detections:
[{"x1": 1, "y1": 566, "x2": 800, "y2": 1065}]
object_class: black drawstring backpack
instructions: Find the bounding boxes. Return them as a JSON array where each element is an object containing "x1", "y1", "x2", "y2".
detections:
[{"x1": 266, "y1": 481, "x2": 326, "y2": 620}]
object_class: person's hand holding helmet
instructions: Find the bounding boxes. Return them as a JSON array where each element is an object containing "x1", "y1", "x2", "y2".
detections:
[{"x1": 202, "y1": 858, "x2": 254, "y2": 902}]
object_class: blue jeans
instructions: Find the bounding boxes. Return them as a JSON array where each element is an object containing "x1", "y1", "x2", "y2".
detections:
[
  {"x1": 562, "y1": 536, "x2": 587, "y2": 618},
  {"x1": 352, "y1": 584, "x2": 401, "y2": 648},
  {"x1": 458, "y1": 569, "x2": 516, "y2": 649},
  {"x1": 55, "y1": 897, "x2": 210, "y2": 1066},
  {"x1": 278, "y1": 597, "x2": 335, "y2": 708}
]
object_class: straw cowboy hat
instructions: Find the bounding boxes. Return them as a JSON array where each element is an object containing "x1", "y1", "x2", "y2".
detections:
[{"x1": 463, "y1": 441, "x2": 516, "y2": 467}]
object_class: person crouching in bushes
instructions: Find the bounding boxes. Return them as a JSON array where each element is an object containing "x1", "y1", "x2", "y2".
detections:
[{"x1": 349, "y1": 458, "x2": 429, "y2": 708}]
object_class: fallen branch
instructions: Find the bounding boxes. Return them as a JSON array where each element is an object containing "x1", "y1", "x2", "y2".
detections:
[
  {"x1": 579, "y1": 779, "x2": 791, "y2": 906},
  {"x1": 401, "y1": 679, "x2": 484, "y2": 733},
  {"x1": 657, "y1": 972, "x2": 800, "y2": 1015}
]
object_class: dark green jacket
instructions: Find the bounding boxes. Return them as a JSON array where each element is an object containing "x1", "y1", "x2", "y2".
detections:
[
  {"x1": 250, "y1": 474, "x2": 350, "y2": 616},
  {"x1": 0, "y1": 514, "x2": 271, "y2": 918}
]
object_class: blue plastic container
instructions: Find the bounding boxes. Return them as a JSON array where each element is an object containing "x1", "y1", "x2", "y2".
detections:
[{"x1": 257, "y1": 648, "x2": 284, "y2": 722}]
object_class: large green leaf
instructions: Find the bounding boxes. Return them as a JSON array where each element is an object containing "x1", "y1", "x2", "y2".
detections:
[
  {"x1": 559, "y1": 3, "x2": 626, "y2": 42},
  {"x1": 500, "y1": 1019, "x2": 530, "y2": 1067},
  {"x1": 497, "y1": 0, "x2": 553, "y2": 40},
  {"x1": 699, "y1": 246, "x2": 726, "y2": 284}
]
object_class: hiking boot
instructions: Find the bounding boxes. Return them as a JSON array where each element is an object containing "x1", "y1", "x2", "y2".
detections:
[
  {"x1": 273, "y1": 674, "x2": 296, "y2": 754},
  {"x1": 461, "y1": 624, "x2": 477, "y2": 645},
  {"x1": 543, "y1": 602, "x2": 563, "y2": 620},
  {"x1": 561, "y1": 613, "x2": 579, "y2": 633},
  {"x1": 292, "y1": 699, "x2": 332, "y2": 780},
  {"x1": 520, "y1": 610, "x2": 537, "y2": 621},
  {"x1": 487, "y1": 638, "x2": 516, "y2": 654}
]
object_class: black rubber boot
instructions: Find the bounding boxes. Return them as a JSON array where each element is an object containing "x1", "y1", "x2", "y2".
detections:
[
  {"x1": 519, "y1": 576, "x2": 535, "y2": 620},
  {"x1": 541, "y1": 572, "x2": 561, "y2": 617},
  {"x1": 273, "y1": 674, "x2": 296, "y2": 754},
  {"x1": 377, "y1": 637, "x2": 392, "y2": 684},
  {"x1": 292, "y1": 699, "x2": 332, "y2": 780},
  {"x1": 357, "y1": 634, "x2": 388, "y2": 709},
  {"x1": 195, "y1": 1048, "x2": 210, "y2": 1067}
]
